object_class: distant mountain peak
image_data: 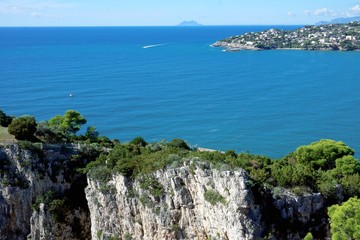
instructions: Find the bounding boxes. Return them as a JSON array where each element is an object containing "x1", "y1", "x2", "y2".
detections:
[
  {"x1": 316, "y1": 16, "x2": 360, "y2": 25},
  {"x1": 177, "y1": 20, "x2": 203, "y2": 26}
]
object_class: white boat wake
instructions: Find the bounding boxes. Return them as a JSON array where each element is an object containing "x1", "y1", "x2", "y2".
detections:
[{"x1": 142, "y1": 43, "x2": 166, "y2": 49}]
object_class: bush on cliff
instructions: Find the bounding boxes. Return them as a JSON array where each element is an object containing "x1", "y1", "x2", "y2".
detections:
[
  {"x1": 294, "y1": 139, "x2": 354, "y2": 170},
  {"x1": 8, "y1": 116, "x2": 37, "y2": 141},
  {"x1": 130, "y1": 136, "x2": 147, "y2": 147},
  {"x1": 167, "y1": 138, "x2": 191, "y2": 150},
  {"x1": 0, "y1": 109, "x2": 14, "y2": 127},
  {"x1": 328, "y1": 197, "x2": 360, "y2": 240},
  {"x1": 204, "y1": 189, "x2": 227, "y2": 205},
  {"x1": 35, "y1": 121, "x2": 66, "y2": 143}
]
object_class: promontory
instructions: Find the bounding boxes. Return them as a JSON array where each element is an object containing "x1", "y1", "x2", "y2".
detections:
[{"x1": 212, "y1": 22, "x2": 360, "y2": 51}]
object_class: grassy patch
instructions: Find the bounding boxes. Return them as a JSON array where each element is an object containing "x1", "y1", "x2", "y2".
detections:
[
  {"x1": 204, "y1": 189, "x2": 227, "y2": 206},
  {"x1": 0, "y1": 126, "x2": 16, "y2": 143}
]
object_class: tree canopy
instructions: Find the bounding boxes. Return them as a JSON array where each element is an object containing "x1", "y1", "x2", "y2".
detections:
[
  {"x1": 48, "y1": 110, "x2": 87, "y2": 138},
  {"x1": 328, "y1": 197, "x2": 360, "y2": 240},
  {"x1": 8, "y1": 116, "x2": 37, "y2": 140},
  {"x1": 0, "y1": 109, "x2": 14, "y2": 127},
  {"x1": 294, "y1": 139, "x2": 354, "y2": 170}
]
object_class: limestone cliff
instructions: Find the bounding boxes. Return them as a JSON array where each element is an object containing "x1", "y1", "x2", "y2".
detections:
[
  {"x1": 0, "y1": 144, "x2": 328, "y2": 239},
  {"x1": 263, "y1": 188, "x2": 326, "y2": 239},
  {"x1": 86, "y1": 160, "x2": 263, "y2": 240},
  {"x1": 0, "y1": 144, "x2": 91, "y2": 240}
]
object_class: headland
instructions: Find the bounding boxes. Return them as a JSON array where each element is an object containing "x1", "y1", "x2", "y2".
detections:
[{"x1": 212, "y1": 22, "x2": 360, "y2": 51}]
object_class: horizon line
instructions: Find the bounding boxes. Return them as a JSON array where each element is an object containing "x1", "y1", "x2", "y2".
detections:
[{"x1": 0, "y1": 24, "x2": 309, "y2": 28}]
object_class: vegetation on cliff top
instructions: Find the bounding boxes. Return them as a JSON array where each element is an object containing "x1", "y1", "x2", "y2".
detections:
[{"x1": 3, "y1": 109, "x2": 360, "y2": 203}]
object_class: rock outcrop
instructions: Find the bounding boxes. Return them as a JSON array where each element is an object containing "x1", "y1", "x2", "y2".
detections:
[
  {"x1": 265, "y1": 189, "x2": 326, "y2": 239},
  {"x1": 86, "y1": 160, "x2": 263, "y2": 240},
  {"x1": 212, "y1": 41, "x2": 260, "y2": 51},
  {"x1": 0, "y1": 144, "x2": 91, "y2": 240},
  {"x1": 272, "y1": 191, "x2": 324, "y2": 222}
]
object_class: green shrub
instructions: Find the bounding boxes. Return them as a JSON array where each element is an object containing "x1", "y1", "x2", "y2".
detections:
[
  {"x1": 233, "y1": 153, "x2": 272, "y2": 171},
  {"x1": 304, "y1": 232, "x2": 314, "y2": 240},
  {"x1": 88, "y1": 165, "x2": 112, "y2": 183},
  {"x1": 127, "y1": 188, "x2": 138, "y2": 198},
  {"x1": 139, "y1": 176, "x2": 164, "y2": 197},
  {"x1": 8, "y1": 116, "x2": 37, "y2": 141},
  {"x1": 249, "y1": 168, "x2": 270, "y2": 183},
  {"x1": 35, "y1": 122, "x2": 65, "y2": 143},
  {"x1": 97, "y1": 230, "x2": 102, "y2": 239},
  {"x1": 97, "y1": 136, "x2": 114, "y2": 148},
  {"x1": 341, "y1": 174, "x2": 360, "y2": 198},
  {"x1": 0, "y1": 110, "x2": 14, "y2": 127},
  {"x1": 146, "y1": 142, "x2": 164, "y2": 152},
  {"x1": 32, "y1": 190, "x2": 54, "y2": 211},
  {"x1": 189, "y1": 162, "x2": 196, "y2": 175},
  {"x1": 193, "y1": 151, "x2": 226, "y2": 166},
  {"x1": 271, "y1": 163, "x2": 316, "y2": 189},
  {"x1": 334, "y1": 156, "x2": 360, "y2": 177},
  {"x1": 84, "y1": 126, "x2": 99, "y2": 142},
  {"x1": 224, "y1": 149, "x2": 237, "y2": 158},
  {"x1": 167, "y1": 154, "x2": 180, "y2": 163},
  {"x1": 124, "y1": 232, "x2": 132, "y2": 240},
  {"x1": 171, "y1": 224, "x2": 181, "y2": 231},
  {"x1": 109, "y1": 144, "x2": 141, "y2": 176},
  {"x1": 294, "y1": 139, "x2": 354, "y2": 170},
  {"x1": 328, "y1": 197, "x2": 360, "y2": 240},
  {"x1": 167, "y1": 138, "x2": 190, "y2": 150},
  {"x1": 316, "y1": 171, "x2": 339, "y2": 200},
  {"x1": 18, "y1": 141, "x2": 33, "y2": 150},
  {"x1": 130, "y1": 136, "x2": 147, "y2": 147},
  {"x1": 204, "y1": 189, "x2": 226, "y2": 205},
  {"x1": 49, "y1": 199, "x2": 66, "y2": 221},
  {"x1": 139, "y1": 193, "x2": 153, "y2": 207}
]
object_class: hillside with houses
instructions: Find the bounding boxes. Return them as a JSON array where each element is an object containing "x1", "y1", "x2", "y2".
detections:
[{"x1": 212, "y1": 22, "x2": 360, "y2": 51}]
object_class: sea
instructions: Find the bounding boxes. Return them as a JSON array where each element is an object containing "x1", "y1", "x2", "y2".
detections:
[{"x1": 1, "y1": 26, "x2": 360, "y2": 158}]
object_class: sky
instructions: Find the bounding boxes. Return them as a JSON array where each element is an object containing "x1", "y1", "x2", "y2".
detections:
[{"x1": 1, "y1": 0, "x2": 360, "y2": 26}]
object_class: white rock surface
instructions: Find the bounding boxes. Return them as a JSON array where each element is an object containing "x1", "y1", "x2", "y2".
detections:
[{"x1": 86, "y1": 160, "x2": 263, "y2": 240}]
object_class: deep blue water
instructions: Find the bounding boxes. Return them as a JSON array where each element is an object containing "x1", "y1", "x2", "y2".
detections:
[{"x1": 1, "y1": 26, "x2": 360, "y2": 158}]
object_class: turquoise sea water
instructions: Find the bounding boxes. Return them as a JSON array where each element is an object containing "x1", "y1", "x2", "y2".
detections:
[{"x1": 1, "y1": 26, "x2": 360, "y2": 158}]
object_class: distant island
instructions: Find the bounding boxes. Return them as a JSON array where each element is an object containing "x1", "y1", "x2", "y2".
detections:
[
  {"x1": 212, "y1": 22, "x2": 360, "y2": 51},
  {"x1": 177, "y1": 20, "x2": 203, "y2": 26},
  {"x1": 317, "y1": 15, "x2": 360, "y2": 25}
]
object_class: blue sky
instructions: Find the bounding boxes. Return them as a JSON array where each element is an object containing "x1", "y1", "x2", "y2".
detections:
[{"x1": 1, "y1": 0, "x2": 360, "y2": 26}]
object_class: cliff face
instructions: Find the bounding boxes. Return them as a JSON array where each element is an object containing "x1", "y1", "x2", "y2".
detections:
[
  {"x1": 0, "y1": 144, "x2": 91, "y2": 240},
  {"x1": 0, "y1": 144, "x2": 327, "y2": 239},
  {"x1": 212, "y1": 41, "x2": 260, "y2": 51},
  {"x1": 86, "y1": 160, "x2": 262, "y2": 240},
  {"x1": 265, "y1": 189, "x2": 326, "y2": 239}
]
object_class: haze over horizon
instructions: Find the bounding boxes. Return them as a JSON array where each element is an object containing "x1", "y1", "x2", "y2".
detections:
[{"x1": 1, "y1": 0, "x2": 360, "y2": 27}]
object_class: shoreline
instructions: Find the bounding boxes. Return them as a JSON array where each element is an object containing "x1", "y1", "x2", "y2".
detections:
[{"x1": 212, "y1": 43, "x2": 360, "y2": 52}]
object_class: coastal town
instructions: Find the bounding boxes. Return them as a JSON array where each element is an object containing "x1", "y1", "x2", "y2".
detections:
[{"x1": 212, "y1": 21, "x2": 360, "y2": 51}]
